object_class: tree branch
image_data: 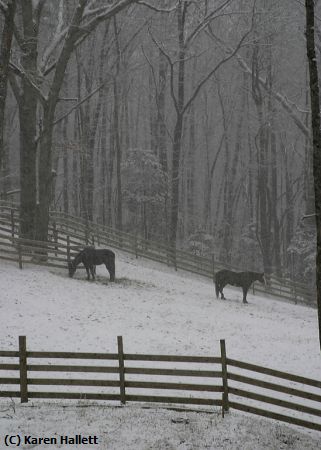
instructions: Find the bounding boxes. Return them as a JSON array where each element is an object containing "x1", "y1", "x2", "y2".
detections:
[
  {"x1": 149, "y1": 31, "x2": 178, "y2": 112},
  {"x1": 40, "y1": 0, "x2": 65, "y2": 73},
  {"x1": 81, "y1": 0, "x2": 138, "y2": 34},
  {"x1": 136, "y1": 0, "x2": 178, "y2": 13},
  {"x1": 53, "y1": 78, "x2": 113, "y2": 127},
  {"x1": 183, "y1": 17, "x2": 253, "y2": 114},
  {"x1": 0, "y1": 0, "x2": 7, "y2": 14},
  {"x1": 8, "y1": 70, "x2": 23, "y2": 103},
  {"x1": 33, "y1": 0, "x2": 47, "y2": 24},
  {"x1": 9, "y1": 62, "x2": 47, "y2": 104},
  {"x1": 211, "y1": 32, "x2": 310, "y2": 139},
  {"x1": 141, "y1": 45, "x2": 173, "y2": 143},
  {"x1": 185, "y1": 0, "x2": 232, "y2": 47}
]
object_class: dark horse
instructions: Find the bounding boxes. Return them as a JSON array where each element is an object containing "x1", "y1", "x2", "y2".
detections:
[
  {"x1": 215, "y1": 270, "x2": 265, "y2": 304},
  {"x1": 68, "y1": 247, "x2": 115, "y2": 281}
]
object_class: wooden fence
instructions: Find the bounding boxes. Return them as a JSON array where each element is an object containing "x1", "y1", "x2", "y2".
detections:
[
  {"x1": 0, "y1": 201, "x2": 316, "y2": 305},
  {"x1": 0, "y1": 337, "x2": 321, "y2": 432}
]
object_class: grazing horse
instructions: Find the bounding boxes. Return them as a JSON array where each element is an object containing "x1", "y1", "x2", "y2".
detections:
[
  {"x1": 215, "y1": 270, "x2": 265, "y2": 304},
  {"x1": 68, "y1": 247, "x2": 115, "y2": 281}
]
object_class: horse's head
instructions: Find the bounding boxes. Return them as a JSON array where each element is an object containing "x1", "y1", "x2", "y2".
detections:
[{"x1": 68, "y1": 261, "x2": 76, "y2": 278}]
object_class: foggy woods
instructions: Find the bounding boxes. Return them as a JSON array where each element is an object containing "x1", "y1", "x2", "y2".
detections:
[{"x1": 0, "y1": 1, "x2": 318, "y2": 289}]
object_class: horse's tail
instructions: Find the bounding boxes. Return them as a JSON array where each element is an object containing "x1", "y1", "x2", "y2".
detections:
[
  {"x1": 215, "y1": 279, "x2": 219, "y2": 298},
  {"x1": 107, "y1": 252, "x2": 116, "y2": 281}
]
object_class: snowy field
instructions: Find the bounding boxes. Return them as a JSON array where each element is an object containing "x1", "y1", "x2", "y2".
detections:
[
  {"x1": 0, "y1": 252, "x2": 321, "y2": 448},
  {"x1": 1, "y1": 402, "x2": 320, "y2": 450}
]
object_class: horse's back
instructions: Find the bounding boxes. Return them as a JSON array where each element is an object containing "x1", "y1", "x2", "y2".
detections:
[
  {"x1": 95, "y1": 249, "x2": 115, "y2": 261},
  {"x1": 215, "y1": 270, "x2": 254, "y2": 287},
  {"x1": 82, "y1": 248, "x2": 114, "y2": 261},
  {"x1": 215, "y1": 269, "x2": 230, "y2": 282}
]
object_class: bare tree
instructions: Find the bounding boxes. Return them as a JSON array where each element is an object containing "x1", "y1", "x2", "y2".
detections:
[
  {"x1": 0, "y1": 0, "x2": 15, "y2": 176},
  {"x1": 305, "y1": 0, "x2": 321, "y2": 350},
  {"x1": 9, "y1": 0, "x2": 142, "y2": 241},
  {"x1": 152, "y1": 0, "x2": 255, "y2": 248}
]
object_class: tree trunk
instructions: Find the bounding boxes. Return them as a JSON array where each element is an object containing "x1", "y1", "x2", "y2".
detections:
[
  {"x1": 252, "y1": 41, "x2": 272, "y2": 274},
  {"x1": 267, "y1": 45, "x2": 281, "y2": 276},
  {"x1": 0, "y1": 0, "x2": 16, "y2": 174},
  {"x1": 107, "y1": 100, "x2": 115, "y2": 227},
  {"x1": 270, "y1": 128, "x2": 281, "y2": 275},
  {"x1": 62, "y1": 118, "x2": 69, "y2": 214},
  {"x1": 100, "y1": 101, "x2": 108, "y2": 225},
  {"x1": 113, "y1": 17, "x2": 122, "y2": 231},
  {"x1": 170, "y1": 2, "x2": 186, "y2": 247},
  {"x1": 305, "y1": 0, "x2": 321, "y2": 351},
  {"x1": 157, "y1": 49, "x2": 168, "y2": 173},
  {"x1": 17, "y1": 0, "x2": 39, "y2": 239}
]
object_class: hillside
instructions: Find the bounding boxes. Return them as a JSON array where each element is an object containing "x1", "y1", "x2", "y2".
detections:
[
  {"x1": 0, "y1": 253, "x2": 321, "y2": 448},
  {"x1": 0, "y1": 252, "x2": 319, "y2": 375}
]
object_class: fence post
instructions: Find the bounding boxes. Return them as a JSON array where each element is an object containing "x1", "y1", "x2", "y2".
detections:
[
  {"x1": 67, "y1": 235, "x2": 70, "y2": 263},
  {"x1": 166, "y1": 245, "x2": 170, "y2": 267},
  {"x1": 117, "y1": 336, "x2": 126, "y2": 405},
  {"x1": 97, "y1": 224, "x2": 100, "y2": 247},
  {"x1": 19, "y1": 336, "x2": 28, "y2": 403},
  {"x1": 11, "y1": 208, "x2": 15, "y2": 241},
  {"x1": 135, "y1": 235, "x2": 138, "y2": 259},
  {"x1": 18, "y1": 241, "x2": 22, "y2": 269},
  {"x1": 293, "y1": 280, "x2": 298, "y2": 304},
  {"x1": 85, "y1": 220, "x2": 89, "y2": 245},
  {"x1": 53, "y1": 221, "x2": 58, "y2": 257},
  {"x1": 220, "y1": 339, "x2": 229, "y2": 414},
  {"x1": 173, "y1": 247, "x2": 177, "y2": 271},
  {"x1": 212, "y1": 254, "x2": 215, "y2": 283}
]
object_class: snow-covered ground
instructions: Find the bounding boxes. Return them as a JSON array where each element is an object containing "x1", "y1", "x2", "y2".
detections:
[
  {"x1": 1, "y1": 402, "x2": 320, "y2": 450},
  {"x1": 0, "y1": 252, "x2": 321, "y2": 448}
]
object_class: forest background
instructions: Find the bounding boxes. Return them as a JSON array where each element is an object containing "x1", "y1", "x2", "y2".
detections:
[{"x1": 0, "y1": 0, "x2": 317, "y2": 288}]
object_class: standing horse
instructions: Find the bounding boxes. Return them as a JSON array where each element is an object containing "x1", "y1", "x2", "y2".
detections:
[
  {"x1": 215, "y1": 270, "x2": 265, "y2": 304},
  {"x1": 68, "y1": 247, "x2": 115, "y2": 281}
]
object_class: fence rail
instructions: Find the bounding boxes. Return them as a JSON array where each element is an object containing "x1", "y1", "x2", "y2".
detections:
[
  {"x1": 0, "y1": 202, "x2": 316, "y2": 305},
  {"x1": 0, "y1": 337, "x2": 321, "y2": 432}
]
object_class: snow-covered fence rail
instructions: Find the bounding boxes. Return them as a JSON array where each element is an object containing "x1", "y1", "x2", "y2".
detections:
[
  {"x1": 1, "y1": 337, "x2": 321, "y2": 432},
  {"x1": 0, "y1": 336, "x2": 223, "y2": 408},
  {"x1": 0, "y1": 231, "x2": 85, "y2": 271},
  {"x1": 0, "y1": 202, "x2": 316, "y2": 305},
  {"x1": 226, "y1": 357, "x2": 321, "y2": 432}
]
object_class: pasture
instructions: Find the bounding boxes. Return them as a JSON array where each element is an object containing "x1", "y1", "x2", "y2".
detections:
[{"x1": 0, "y1": 252, "x2": 321, "y2": 448}]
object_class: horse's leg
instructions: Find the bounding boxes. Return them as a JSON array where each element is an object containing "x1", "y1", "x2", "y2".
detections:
[
  {"x1": 105, "y1": 264, "x2": 109, "y2": 280},
  {"x1": 242, "y1": 287, "x2": 248, "y2": 304},
  {"x1": 83, "y1": 262, "x2": 91, "y2": 280},
  {"x1": 90, "y1": 265, "x2": 95, "y2": 280},
  {"x1": 220, "y1": 284, "x2": 226, "y2": 300},
  {"x1": 106, "y1": 260, "x2": 115, "y2": 281}
]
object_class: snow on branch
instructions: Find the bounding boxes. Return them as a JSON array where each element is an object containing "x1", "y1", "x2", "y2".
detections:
[
  {"x1": 32, "y1": 0, "x2": 47, "y2": 17},
  {"x1": 53, "y1": 78, "x2": 113, "y2": 126},
  {"x1": 137, "y1": 0, "x2": 178, "y2": 13},
  {"x1": 207, "y1": 28, "x2": 311, "y2": 139},
  {"x1": 183, "y1": 3, "x2": 255, "y2": 114},
  {"x1": 40, "y1": 0, "x2": 66, "y2": 74},
  {"x1": 83, "y1": 0, "x2": 136, "y2": 25},
  {"x1": 149, "y1": 30, "x2": 178, "y2": 113},
  {"x1": 185, "y1": 0, "x2": 232, "y2": 47},
  {"x1": 9, "y1": 62, "x2": 47, "y2": 104},
  {"x1": 0, "y1": 0, "x2": 7, "y2": 14},
  {"x1": 302, "y1": 213, "x2": 317, "y2": 219}
]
